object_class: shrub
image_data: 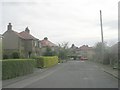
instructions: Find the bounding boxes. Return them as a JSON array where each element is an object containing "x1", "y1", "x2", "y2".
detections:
[
  {"x1": 2, "y1": 59, "x2": 35, "y2": 80},
  {"x1": 3, "y1": 54, "x2": 8, "y2": 59},
  {"x1": 58, "y1": 59, "x2": 64, "y2": 63},
  {"x1": 43, "y1": 47, "x2": 57, "y2": 56},
  {"x1": 12, "y1": 52, "x2": 20, "y2": 59},
  {"x1": 35, "y1": 56, "x2": 58, "y2": 68}
]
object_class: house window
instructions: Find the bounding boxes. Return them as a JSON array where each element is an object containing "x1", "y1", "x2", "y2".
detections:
[
  {"x1": 34, "y1": 41, "x2": 38, "y2": 47},
  {"x1": 28, "y1": 51, "x2": 32, "y2": 58},
  {"x1": 39, "y1": 43, "x2": 41, "y2": 48},
  {"x1": 51, "y1": 47, "x2": 55, "y2": 51},
  {"x1": 35, "y1": 41, "x2": 37, "y2": 47}
]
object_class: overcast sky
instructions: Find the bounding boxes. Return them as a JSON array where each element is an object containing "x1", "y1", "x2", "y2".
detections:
[{"x1": 0, "y1": 0, "x2": 119, "y2": 47}]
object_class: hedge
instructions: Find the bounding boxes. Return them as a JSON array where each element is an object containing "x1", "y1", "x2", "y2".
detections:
[
  {"x1": 35, "y1": 56, "x2": 58, "y2": 68},
  {"x1": 2, "y1": 59, "x2": 35, "y2": 80}
]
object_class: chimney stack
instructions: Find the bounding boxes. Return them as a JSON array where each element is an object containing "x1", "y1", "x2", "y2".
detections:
[
  {"x1": 44, "y1": 37, "x2": 48, "y2": 40},
  {"x1": 7, "y1": 23, "x2": 12, "y2": 30},
  {"x1": 25, "y1": 27, "x2": 30, "y2": 33}
]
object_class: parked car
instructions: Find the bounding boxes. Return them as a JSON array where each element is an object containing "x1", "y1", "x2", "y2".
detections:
[{"x1": 80, "y1": 57, "x2": 88, "y2": 60}]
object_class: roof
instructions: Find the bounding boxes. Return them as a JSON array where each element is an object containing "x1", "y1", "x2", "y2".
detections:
[
  {"x1": 40, "y1": 38, "x2": 56, "y2": 47},
  {"x1": 3, "y1": 30, "x2": 38, "y2": 40},
  {"x1": 79, "y1": 45, "x2": 93, "y2": 51},
  {"x1": 71, "y1": 44, "x2": 78, "y2": 49},
  {"x1": 3, "y1": 30, "x2": 25, "y2": 39},
  {"x1": 3, "y1": 23, "x2": 38, "y2": 40},
  {"x1": 19, "y1": 31, "x2": 38, "y2": 40},
  {"x1": 13, "y1": 30, "x2": 25, "y2": 39}
]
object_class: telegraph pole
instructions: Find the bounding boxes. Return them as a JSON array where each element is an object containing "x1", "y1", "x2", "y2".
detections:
[
  {"x1": 100, "y1": 10, "x2": 104, "y2": 43},
  {"x1": 100, "y1": 10, "x2": 104, "y2": 64}
]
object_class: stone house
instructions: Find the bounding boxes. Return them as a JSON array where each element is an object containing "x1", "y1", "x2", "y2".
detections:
[{"x1": 2, "y1": 23, "x2": 40, "y2": 58}]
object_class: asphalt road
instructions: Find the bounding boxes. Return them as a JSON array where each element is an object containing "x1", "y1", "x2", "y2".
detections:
[
  {"x1": 4, "y1": 60, "x2": 118, "y2": 88},
  {"x1": 25, "y1": 60, "x2": 118, "y2": 88}
]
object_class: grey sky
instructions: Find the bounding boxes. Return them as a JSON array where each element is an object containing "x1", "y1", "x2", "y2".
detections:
[{"x1": 0, "y1": 0, "x2": 118, "y2": 47}]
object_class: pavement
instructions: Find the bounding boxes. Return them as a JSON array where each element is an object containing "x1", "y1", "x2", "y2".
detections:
[
  {"x1": 2, "y1": 60, "x2": 118, "y2": 88},
  {"x1": 91, "y1": 61, "x2": 118, "y2": 79}
]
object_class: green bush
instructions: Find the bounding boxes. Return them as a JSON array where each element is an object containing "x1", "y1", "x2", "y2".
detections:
[
  {"x1": 35, "y1": 56, "x2": 58, "y2": 68},
  {"x1": 3, "y1": 54, "x2": 8, "y2": 59},
  {"x1": 2, "y1": 59, "x2": 35, "y2": 80},
  {"x1": 43, "y1": 47, "x2": 57, "y2": 56},
  {"x1": 12, "y1": 52, "x2": 20, "y2": 59}
]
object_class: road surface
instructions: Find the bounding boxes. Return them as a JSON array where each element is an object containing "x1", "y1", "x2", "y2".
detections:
[{"x1": 4, "y1": 60, "x2": 118, "y2": 88}]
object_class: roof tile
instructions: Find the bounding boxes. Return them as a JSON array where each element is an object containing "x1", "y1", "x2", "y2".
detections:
[
  {"x1": 19, "y1": 31, "x2": 38, "y2": 40},
  {"x1": 40, "y1": 39, "x2": 56, "y2": 47}
]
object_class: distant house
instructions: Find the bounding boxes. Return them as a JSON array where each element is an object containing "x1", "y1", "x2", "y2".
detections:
[
  {"x1": 39, "y1": 37, "x2": 57, "y2": 55},
  {"x1": 71, "y1": 44, "x2": 78, "y2": 49},
  {"x1": 70, "y1": 44, "x2": 79, "y2": 55},
  {"x1": 68, "y1": 44, "x2": 81, "y2": 60},
  {"x1": 78, "y1": 45, "x2": 94, "y2": 59},
  {"x1": 2, "y1": 23, "x2": 40, "y2": 58}
]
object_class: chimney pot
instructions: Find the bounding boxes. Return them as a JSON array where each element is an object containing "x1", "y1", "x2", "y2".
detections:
[
  {"x1": 44, "y1": 37, "x2": 48, "y2": 40},
  {"x1": 7, "y1": 23, "x2": 12, "y2": 30},
  {"x1": 25, "y1": 27, "x2": 30, "y2": 33}
]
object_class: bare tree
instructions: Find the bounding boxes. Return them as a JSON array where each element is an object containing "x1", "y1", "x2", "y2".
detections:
[{"x1": 58, "y1": 42, "x2": 70, "y2": 60}]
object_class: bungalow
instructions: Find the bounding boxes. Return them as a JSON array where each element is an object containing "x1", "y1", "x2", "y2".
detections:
[
  {"x1": 39, "y1": 37, "x2": 57, "y2": 55},
  {"x1": 2, "y1": 23, "x2": 40, "y2": 58}
]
